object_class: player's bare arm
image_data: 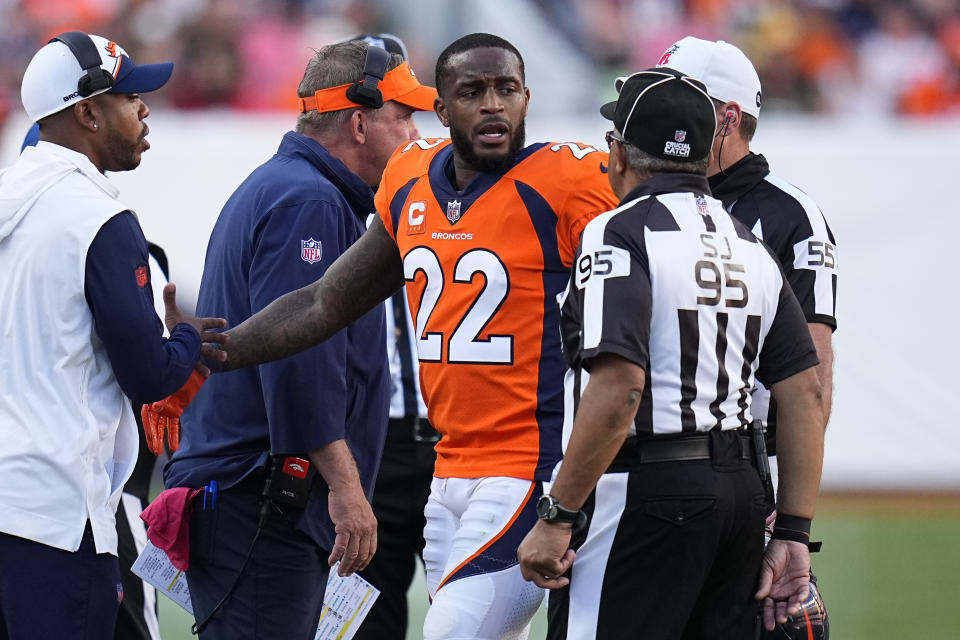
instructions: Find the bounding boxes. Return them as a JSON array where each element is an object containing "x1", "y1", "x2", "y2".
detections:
[
  {"x1": 807, "y1": 322, "x2": 834, "y2": 426},
  {"x1": 222, "y1": 218, "x2": 404, "y2": 371}
]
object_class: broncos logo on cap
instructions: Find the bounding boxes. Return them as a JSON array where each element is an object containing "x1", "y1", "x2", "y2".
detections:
[{"x1": 103, "y1": 41, "x2": 126, "y2": 77}]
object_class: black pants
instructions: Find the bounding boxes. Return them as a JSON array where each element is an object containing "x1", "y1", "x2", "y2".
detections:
[
  {"x1": 186, "y1": 478, "x2": 330, "y2": 640},
  {"x1": 548, "y1": 430, "x2": 767, "y2": 640},
  {"x1": 355, "y1": 421, "x2": 437, "y2": 640}
]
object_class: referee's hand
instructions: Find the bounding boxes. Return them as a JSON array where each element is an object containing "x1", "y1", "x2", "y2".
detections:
[
  {"x1": 755, "y1": 539, "x2": 811, "y2": 631},
  {"x1": 517, "y1": 520, "x2": 576, "y2": 589}
]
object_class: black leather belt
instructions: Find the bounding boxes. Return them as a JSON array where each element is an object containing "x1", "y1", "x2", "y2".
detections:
[
  {"x1": 390, "y1": 416, "x2": 440, "y2": 443},
  {"x1": 610, "y1": 431, "x2": 752, "y2": 469}
]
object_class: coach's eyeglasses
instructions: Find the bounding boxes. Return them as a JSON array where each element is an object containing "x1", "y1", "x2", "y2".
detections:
[{"x1": 605, "y1": 129, "x2": 629, "y2": 150}]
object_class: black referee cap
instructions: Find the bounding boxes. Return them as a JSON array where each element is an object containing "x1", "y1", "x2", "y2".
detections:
[{"x1": 600, "y1": 68, "x2": 716, "y2": 163}]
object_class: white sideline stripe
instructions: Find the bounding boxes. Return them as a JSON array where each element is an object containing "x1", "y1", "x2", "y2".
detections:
[
  {"x1": 566, "y1": 473, "x2": 628, "y2": 639},
  {"x1": 121, "y1": 492, "x2": 161, "y2": 640}
]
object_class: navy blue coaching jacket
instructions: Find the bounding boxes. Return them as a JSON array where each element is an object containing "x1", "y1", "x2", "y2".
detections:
[{"x1": 165, "y1": 131, "x2": 389, "y2": 552}]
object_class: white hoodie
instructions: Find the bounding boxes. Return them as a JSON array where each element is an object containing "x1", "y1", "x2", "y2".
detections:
[{"x1": 0, "y1": 141, "x2": 138, "y2": 554}]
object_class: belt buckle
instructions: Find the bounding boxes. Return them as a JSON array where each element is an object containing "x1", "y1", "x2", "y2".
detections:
[{"x1": 412, "y1": 417, "x2": 440, "y2": 443}]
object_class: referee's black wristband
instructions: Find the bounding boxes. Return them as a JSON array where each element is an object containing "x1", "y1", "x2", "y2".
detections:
[{"x1": 771, "y1": 513, "x2": 812, "y2": 545}]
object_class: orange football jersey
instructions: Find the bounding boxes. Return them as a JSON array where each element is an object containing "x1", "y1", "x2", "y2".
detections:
[{"x1": 376, "y1": 138, "x2": 617, "y2": 480}]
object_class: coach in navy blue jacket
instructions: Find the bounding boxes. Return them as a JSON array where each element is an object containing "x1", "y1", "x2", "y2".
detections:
[{"x1": 163, "y1": 40, "x2": 434, "y2": 639}]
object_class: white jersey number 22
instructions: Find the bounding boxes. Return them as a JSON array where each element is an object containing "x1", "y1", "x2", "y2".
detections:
[{"x1": 403, "y1": 247, "x2": 513, "y2": 365}]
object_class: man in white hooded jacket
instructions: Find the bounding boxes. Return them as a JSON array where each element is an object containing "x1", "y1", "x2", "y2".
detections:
[{"x1": 0, "y1": 31, "x2": 225, "y2": 639}]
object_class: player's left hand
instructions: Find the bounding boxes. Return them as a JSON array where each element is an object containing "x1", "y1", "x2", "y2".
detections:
[
  {"x1": 517, "y1": 520, "x2": 576, "y2": 589},
  {"x1": 755, "y1": 538, "x2": 811, "y2": 630}
]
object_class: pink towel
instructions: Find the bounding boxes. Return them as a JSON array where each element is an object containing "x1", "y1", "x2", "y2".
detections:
[{"x1": 140, "y1": 487, "x2": 201, "y2": 571}]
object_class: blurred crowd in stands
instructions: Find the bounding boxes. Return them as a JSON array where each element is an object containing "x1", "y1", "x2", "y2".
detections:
[
  {"x1": 569, "y1": 0, "x2": 960, "y2": 116},
  {"x1": 0, "y1": 0, "x2": 957, "y2": 129}
]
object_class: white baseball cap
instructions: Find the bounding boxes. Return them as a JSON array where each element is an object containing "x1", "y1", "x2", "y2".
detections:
[
  {"x1": 21, "y1": 32, "x2": 174, "y2": 122},
  {"x1": 655, "y1": 36, "x2": 762, "y2": 118}
]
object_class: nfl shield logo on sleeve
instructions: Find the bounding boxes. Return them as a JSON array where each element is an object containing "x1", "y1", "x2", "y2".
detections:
[
  {"x1": 446, "y1": 200, "x2": 462, "y2": 224},
  {"x1": 675, "y1": 130, "x2": 686, "y2": 142},
  {"x1": 301, "y1": 238, "x2": 322, "y2": 264}
]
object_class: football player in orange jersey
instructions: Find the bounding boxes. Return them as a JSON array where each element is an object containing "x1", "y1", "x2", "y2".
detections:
[{"x1": 174, "y1": 33, "x2": 617, "y2": 639}]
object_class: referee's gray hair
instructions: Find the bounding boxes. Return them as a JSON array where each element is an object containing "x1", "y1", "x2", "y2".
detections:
[
  {"x1": 622, "y1": 142, "x2": 708, "y2": 175},
  {"x1": 295, "y1": 41, "x2": 404, "y2": 136}
]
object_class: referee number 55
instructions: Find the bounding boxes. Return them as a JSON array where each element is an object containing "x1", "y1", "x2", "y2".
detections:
[{"x1": 807, "y1": 240, "x2": 836, "y2": 269}]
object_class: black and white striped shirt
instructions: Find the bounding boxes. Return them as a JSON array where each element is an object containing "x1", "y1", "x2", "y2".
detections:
[
  {"x1": 385, "y1": 289, "x2": 428, "y2": 420},
  {"x1": 709, "y1": 152, "x2": 836, "y2": 431},
  {"x1": 560, "y1": 173, "x2": 818, "y2": 437}
]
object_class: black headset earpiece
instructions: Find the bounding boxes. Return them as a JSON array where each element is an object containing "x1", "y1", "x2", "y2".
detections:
[
  {"x1": 50, "y1": 31, "x2": 114, "y2": 97},
  {"x1": 345, "y1": 45, "x2": 391, "y2": 109}
]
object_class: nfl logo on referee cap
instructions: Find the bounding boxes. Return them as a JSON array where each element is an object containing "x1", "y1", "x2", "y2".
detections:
[{"x1": 301, "y1": 238, "x2": 322, "y2": 264}]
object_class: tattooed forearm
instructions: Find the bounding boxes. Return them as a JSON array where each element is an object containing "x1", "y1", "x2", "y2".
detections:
[{"x1": 222, "y1": 219, "x2": 405, "y2": 371}]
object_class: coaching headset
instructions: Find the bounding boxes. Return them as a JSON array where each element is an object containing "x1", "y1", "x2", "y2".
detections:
[
  {"x1": 49, "y1": 31, "x2": 116, "y2": 97},
  {"x1": 344, "y1": 44, "x2": 391, "y2": 109}
]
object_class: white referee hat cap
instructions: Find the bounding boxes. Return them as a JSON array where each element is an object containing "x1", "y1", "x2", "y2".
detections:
[{"x1": 655, "y1": 36, "x2": 762, "y2": 118}]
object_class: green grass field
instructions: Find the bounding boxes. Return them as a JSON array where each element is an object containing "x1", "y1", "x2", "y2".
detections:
[
  {"x1": 803, "y1": 493, "x2": 960, "y2": 639},
  {"x1": 158, "y1": 493, "x2": 960, "y2": 639}
]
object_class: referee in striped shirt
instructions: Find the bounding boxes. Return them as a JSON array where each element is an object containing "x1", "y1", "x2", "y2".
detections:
[
  {"x1": 518, "y1": 69, "x2": 825, "y2": 639},
  {"x1": 659, "y1": 38, "x2": 836, "y2": 637},
  {"x1": 658, "y1": 35, "x2": 838, "y2": 494}
]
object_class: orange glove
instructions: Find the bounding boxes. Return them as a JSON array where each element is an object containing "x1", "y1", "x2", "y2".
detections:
[{"x1": 141, "y1": 371, "x2": 207, "y2": 455}]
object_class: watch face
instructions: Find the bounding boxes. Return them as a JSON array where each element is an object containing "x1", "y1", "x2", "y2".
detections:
[{"x1": 536, "y1": 495, "x2": 555, "y2": 520}]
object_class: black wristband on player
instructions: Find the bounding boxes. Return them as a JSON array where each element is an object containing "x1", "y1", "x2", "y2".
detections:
[{"x1": 771, "y1": 513, "x2": 812, "y2": 544}]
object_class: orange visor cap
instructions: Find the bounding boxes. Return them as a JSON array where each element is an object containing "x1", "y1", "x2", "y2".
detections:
[{"x1": 298, "y1": 62, "x2": 438, "y2": 114}]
